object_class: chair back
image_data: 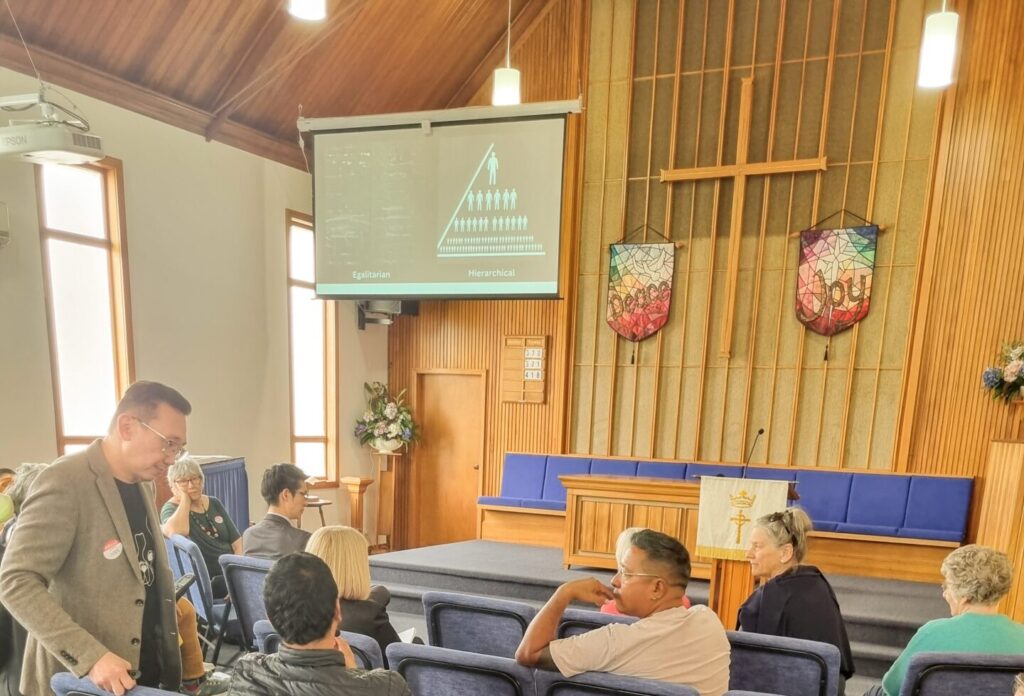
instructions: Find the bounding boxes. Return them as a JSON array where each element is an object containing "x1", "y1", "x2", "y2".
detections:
[
  {"x1": 252, "y1": 620, "x2": 384, "y2": 670},
  {"x1": 166, "y1": 535, "x2": 215, "y2": 623},
  {"x1": 253, "y1": 619, "x2": 279, "y2": 654},
  {"x1": 898, "y1": 651, "x2": 1024, "y2": 696},
  {"x1": 534, "y1": 668, "x2": 700, "y2": 695},
  {"x1": 340, "y1": 630, "x2": 385, "y2": 670},
  {"x1": 51, "y1": 672, "x2": 179, "y2": 695},
  {"x1": 422, "y1": 590, "x2": 537, "y2": 658},
  {"x1": 726, "y1": 630, "x2": 840, "y2": 696},
  {"x1": 557, "y1": 607, "x2": 637, "y2": 638},
  {"x1": 386, "y1": 642, "x2": 535, "y2": 696},
  {"x1": 219, "y1": 554, "x2": 273, "y2": 651}
]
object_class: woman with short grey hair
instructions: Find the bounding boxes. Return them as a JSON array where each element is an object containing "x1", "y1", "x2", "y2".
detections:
[
  {"x1": 159, "y1": 457, "x2": 241, "y2": 598},
  {"x1": 869, "y1": 544, "x2": 1024, "y2": 696}
]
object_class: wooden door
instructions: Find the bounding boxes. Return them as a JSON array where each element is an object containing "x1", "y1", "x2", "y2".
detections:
[{"x1": 411, "y1": 370, "x2": 485, "y2": 547}]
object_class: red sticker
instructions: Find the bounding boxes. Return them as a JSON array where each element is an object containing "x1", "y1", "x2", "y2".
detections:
[{"x1": 103, "y1": 539, "x2": 123, "y2": 560}]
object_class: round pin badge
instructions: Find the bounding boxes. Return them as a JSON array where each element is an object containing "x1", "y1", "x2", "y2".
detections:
[
  {"x1": 103, "y1": 539, "x2": 124, "y2": 560},
  {"x1": 214, "y1": 516, "x2": 223, "y2": 524}
]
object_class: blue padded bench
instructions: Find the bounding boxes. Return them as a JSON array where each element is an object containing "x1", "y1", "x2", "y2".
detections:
[
  {"x1": 482, "y1": 454, "x2": 973, "y2": 544},
  {"x1": 479, "y1": 454, "x2": 745, "y2": 513}
]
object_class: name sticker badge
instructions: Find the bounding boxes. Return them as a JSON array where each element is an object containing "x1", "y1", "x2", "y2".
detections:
[
  {"x1": 214, "y1": 516, "x2": 223, "y2": 524},
  {"x1": 103, "y1": 539, "x2": 123, "y2": 560}
]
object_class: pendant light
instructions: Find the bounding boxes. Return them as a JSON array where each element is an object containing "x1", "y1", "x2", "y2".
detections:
[
  {"x1": 492, "y1": 0, "x2": 521, "y2": 105},
  {"x1": 917, "y1": 1, "x2": 959, "y2": 88}
]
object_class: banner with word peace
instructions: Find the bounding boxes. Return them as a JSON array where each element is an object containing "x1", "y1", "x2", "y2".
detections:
[{"x1": 606, "y1": 243, "x2": 675, "y2": 342}]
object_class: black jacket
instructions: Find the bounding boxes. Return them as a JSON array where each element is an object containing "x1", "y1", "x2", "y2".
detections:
[
  {"x1": 228, "y1": 646, "x2": 409, "y2": 696},
  {"x1": 341, "y1": 586, "x2": 402, "y2": 664},
  {"x1": 738, "y1": 564, "x2": 856, "y2": 679}
]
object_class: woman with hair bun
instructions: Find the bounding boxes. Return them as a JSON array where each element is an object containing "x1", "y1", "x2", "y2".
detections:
[{"x1": 739, "y1": 507, "x2": 855, "y2": 693}]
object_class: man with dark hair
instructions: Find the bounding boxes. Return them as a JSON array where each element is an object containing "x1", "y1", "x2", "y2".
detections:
[
  {"x1": 516, "y1": 528, "x2": 730, "y2": 696},
  {"x1": 229, "y1": 552, "x2": 409, "y2": 696},
  {"x1": 242, "y1": 463, "x2": 311, "y2": 560},
  {"x1": 0, "y1": 381, "x2": 191, "y2": 696}
]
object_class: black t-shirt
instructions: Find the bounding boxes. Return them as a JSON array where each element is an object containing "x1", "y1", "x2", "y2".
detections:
[{"x1": 115, "y1": 480, "x2": 162, "y2": 687}]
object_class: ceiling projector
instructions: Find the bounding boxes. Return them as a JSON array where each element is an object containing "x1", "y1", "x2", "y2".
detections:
[
  {"x1": 0, "y1": 90, "x2": 104, "y2": 165},
  {"x1": 0, "y1": 121, "x2": 103, "y2": 164}
]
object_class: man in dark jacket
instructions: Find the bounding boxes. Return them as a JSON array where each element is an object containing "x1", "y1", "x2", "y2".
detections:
[{"x1": 228, "y1": 553, "x2": 409, "y2": 696}]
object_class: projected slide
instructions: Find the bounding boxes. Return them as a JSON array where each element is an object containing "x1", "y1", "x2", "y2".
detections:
[
  {"x1": 437, "y1": 145, "x2": 542, "y2": 258},
  {"x1": 313, "y1": 114, "x2": 565, "y2": 299}
]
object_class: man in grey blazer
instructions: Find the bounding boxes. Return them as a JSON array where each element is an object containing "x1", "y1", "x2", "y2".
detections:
[
  {"x1": 242, "y1": 463, "x2": 310, "y2": 561},
  {"x1": 0, "y1": 381, "x2": 190, "y2": 696}
]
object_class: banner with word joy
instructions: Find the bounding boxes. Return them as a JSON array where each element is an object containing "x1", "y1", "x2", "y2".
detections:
[
  {"x1": 795, "y1": 225, "x2": 878, "y2": 337},
  {"x1": 695, "y1": 477, "x2": 790, "y2": 560}
]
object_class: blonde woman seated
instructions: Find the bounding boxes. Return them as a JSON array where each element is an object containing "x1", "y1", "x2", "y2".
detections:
[
  {"x1": 866, "y1": 544, "x2": 1024, "y2": 696},
  {"x1": 740, "y1": 508, "x2": 855, "y2": 692},
  {"x1": 306, "y1": 525, "x2": 401, "y2": 658}
]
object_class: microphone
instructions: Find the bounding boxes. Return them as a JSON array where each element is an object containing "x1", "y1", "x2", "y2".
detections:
[{"x1": 744, "y1": 428, "x2": 765, "y2": 466}]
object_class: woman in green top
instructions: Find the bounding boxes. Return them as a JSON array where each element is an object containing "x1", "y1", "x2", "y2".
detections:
[
  {"x1": 160, "y1": 458, "x2": 242, "y2": 599},
  {"x1": 865, "y1": 544, "x2": 1024, "y2": 696}
]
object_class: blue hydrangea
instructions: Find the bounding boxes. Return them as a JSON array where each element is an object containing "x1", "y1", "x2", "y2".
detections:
[{"x1": 982, "y1": 366, "x2": 1002, "y2": 389}]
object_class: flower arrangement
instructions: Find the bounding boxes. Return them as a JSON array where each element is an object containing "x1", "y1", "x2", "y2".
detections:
[
  {"x1": 353, "y1": 381, "x2": 419, "y2": 449},
  {"x1": 981, "y1": 341, "x2": 1024, "y2": 403}
]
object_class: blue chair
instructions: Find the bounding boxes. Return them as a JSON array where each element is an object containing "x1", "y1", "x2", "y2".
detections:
[
  {"x1": 252, "y1": 618, "x2": 384, "y2": 669},
  {"x1": 51, "y1": 672, "x2": 178, "y2": 695},
  {"x1": 422, "y1": 590, "x2": 537, "y2": 658},
  {"x1": 898, "y1": 651, "x2": 1024, "y2": 696},
  {"x1": 386, "y1": 642, "x2": 535, "y2": 696},
  {"x1": 253, "y1": 619, "x2": 279, "y2": 654},
  {"x1": 534, "y1": 668, "x2": 700, "y2": 695},
  {"x1": 218, "y1": 554, "x2": 273, "y2": 651},
  {"x1": 165, "y1": 535, "x2": 237, "y2": 664},
  {"x1": 557, "y1": 607, "x2": 637, "y2": 638},
  {"x1": 726, "y1": 630, "x2": 841, "y2": 696}
]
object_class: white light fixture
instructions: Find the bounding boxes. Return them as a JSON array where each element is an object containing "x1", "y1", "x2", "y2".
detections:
[
  {"x1": 492, "y1": 0, "x2": 521, "y2": 105},
  {"x1": 917, "y1": 2, "x2": 959, "y2": 88},
  {"x1": 289, "y1": 0, "x2": 326, "y2": 21}
]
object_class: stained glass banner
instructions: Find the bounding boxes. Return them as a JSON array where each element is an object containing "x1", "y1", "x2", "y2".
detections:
[
  {"x1": 606, "y1": 243, "x2": 674, "y2": 342},
  {"x1": 796, "y1": 225, "x2": 878, "y2": 337}
]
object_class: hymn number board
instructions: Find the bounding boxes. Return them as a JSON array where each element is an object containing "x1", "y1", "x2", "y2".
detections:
[{"x1": 502, "y1": 336, "x2": 547, "y2": 404}]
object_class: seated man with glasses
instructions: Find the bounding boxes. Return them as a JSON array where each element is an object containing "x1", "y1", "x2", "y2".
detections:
[
  {"x1": 242, "y1": 463, "x2": 311, "y2": 561},
  {"x1": 516, "y1": 528, "x2": 730, "y2": 696},
  {"x1": 160, "y1": 457, "x2": 242, "y2": 599}
]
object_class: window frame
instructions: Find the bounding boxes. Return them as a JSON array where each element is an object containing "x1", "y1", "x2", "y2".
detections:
[
  {"x1": 36, "y1": 158, "x2": 135, "y2": 455},
  {"x1": 285, "y1": 209, "x2": 339, "y2": 488}
]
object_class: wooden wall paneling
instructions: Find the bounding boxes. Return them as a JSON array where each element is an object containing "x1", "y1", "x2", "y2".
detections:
[
  {"x1": 974, "y1": 441, "x2": 1024, "y2": 621},
  {"x1": 389, "y1": 2, "x2": 588, "y2": 548},
  {"x1": 898, "y1": 0, "x2": 1024, "y2": 485}
]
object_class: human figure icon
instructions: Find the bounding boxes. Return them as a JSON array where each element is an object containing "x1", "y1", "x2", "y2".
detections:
[
  {"x1": 510, "y1": 188, "x2": 518, "y2": 209},
  {"x1": 502, "y1": 189, "x2": 511, "y2": 210},
  {"x1": 486, "y1": 190, "x2": 494, "y2": 211},
  {"x1": 487, "y1": 151, "x2": 499, "y2": 185},
  {"x1": 475, "y1": 190, "x2": 484, "y2": 210},
  {"x1": 467, "y1": 192, "x2": 474, "y2": 212}
]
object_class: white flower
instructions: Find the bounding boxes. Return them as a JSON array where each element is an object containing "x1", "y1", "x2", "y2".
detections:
[
  {"x1": 363, "y1": 410, "x2": 373, "y2": 421},
  {"x1": 387, "y1": 423, "x2": 400, "y2": 438},
  {"x1": 373, "y1": 424, "x2": 386, "y2": 436},
  {"x1": 1003, "y1": 360, "x2": 1023, "y2": 383},
  {"x1": 1011, "y1": 346, "x2": 1024, "y2": 361},
  {"x1": 384, "y1": 402, "x2": 398, "y2": 419}
]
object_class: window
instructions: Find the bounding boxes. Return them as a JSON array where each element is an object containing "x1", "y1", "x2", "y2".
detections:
[
  {"x1": 37, "y1": 160, "x2": 133, "y2": 455},
  {"x1": 286, "y1": 211, "x2": 338, "y2": 484}
]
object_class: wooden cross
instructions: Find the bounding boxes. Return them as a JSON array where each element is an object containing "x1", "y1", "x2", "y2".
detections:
[{"x1": 660, "y1": 77, "x2": 828, "y2": 358}]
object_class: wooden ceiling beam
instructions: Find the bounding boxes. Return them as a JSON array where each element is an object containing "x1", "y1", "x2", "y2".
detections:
[
  {"x1": 205, "y1": 0, "x2": 365, "y2": 140},
  {"x1": 444, "y1": 0, "x2": 553, "y2": 108},
  {"x1": 0, "y1": 34, "x2": 306, "y2": 169}
]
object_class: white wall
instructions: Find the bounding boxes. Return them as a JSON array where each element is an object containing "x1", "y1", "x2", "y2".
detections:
[{"x1": 0, "y1": 67, "x2": 389, "y2": 534}]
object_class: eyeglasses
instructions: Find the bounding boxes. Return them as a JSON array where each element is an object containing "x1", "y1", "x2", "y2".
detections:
[
  {"x1": 615, "y1": 566, "x2": 664, "y2": 582},
  {"x1": 174, "y1": 476, "x2": 202, "y2": 488},
  {"x1": 136, "y1": 418, "x2": 188, "y2": 461}
]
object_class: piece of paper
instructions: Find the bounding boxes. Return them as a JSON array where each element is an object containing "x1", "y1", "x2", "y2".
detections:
[{"x1": 399, "y1": 628, "x2": 416, "y2": 643}]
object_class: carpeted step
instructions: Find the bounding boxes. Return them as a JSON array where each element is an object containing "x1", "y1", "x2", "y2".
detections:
[
  {"x1": 850, "y1": 639, "x2": 902, "y2": 679},
  {"x1": 842, "y1": 611, "x2": 920, "y2": 649}
]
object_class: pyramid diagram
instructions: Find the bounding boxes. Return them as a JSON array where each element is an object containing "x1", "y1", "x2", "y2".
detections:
[{"x1": 436, "y1": 144, "x2": 546, "y2": 258}]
